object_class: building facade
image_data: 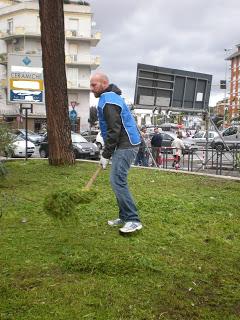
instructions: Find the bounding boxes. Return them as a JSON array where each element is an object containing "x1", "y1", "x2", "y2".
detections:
[
  {"x1": 0, "y1": 0, "x2": 100, "y2": 132},
  {"x1": 226, "y1": 44, "x2": 240, "y2": 122},
  {"x1": 214, "y1": 98, "x2": 229, "y2": 117}
]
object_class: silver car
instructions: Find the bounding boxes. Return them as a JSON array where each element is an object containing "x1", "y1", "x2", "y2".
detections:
[
  {"x1": 211, "y1": 126, "x2": 240, "y2": 151},
  {"x1": 192, "y1": 131, "x2": 218, "y2": 146}
]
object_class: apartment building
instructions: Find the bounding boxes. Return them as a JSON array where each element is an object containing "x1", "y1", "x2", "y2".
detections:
[
  {"x1": 214, "y1": 98, "x2": 229, "y2": 117},
  {"x1": 226, "y1": 44, "x2": 240, "y2": 121},
  {"x1": 0, "y1": 0, "x2": 100, "y2": 132}
]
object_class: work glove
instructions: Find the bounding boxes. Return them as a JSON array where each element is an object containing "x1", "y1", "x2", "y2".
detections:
[{"x1": 99, "y1": 155, "x2": 109, "y2": 169}]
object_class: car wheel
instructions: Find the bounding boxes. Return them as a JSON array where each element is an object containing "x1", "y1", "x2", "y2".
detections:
[
  {"x1": 27, "y1": 154, "x2": 32, "y2": 158},
  {"x1": 39, "y1": 149, "x2": 47, "y2": 158},
  {"x1": 96, "y1": 142, "x2": 102, "y2": 150},
  {"x1": 215, "y1": 143, "x2": 224, "y2": 151}
]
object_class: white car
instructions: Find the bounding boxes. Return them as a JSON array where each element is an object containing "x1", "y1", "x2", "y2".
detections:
[
  {"x1": 6, "y1": 135, "x2": 35, "y2": 158},
  {"x1": 192, "y1": 131, "x2": 218, "y2": 145},
  {"x1": 211, "y1": 126, "x2": 240, "y2": 151},
  {"x1": 95, "y1": 132, "x2": 104, "y2": 149}
]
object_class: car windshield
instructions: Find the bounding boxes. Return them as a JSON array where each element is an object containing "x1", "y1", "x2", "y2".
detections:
[
  {"x1": 12, "y1": 134, "x2": 24, "y2": 141},
  {"x1": 20, "y1": 129, "x2": 39, "y2": 136},
  {"x1": 194, "y1": 132, "x2": 204, "y2": 138},
  {"x1": 162, "y1": 133, "x2": 175, "y2": 140},
  {"x1": 71, "y1": 133, "x2": 88, "y2": 143}
]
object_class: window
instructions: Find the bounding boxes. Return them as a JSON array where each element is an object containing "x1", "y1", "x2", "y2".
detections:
[
  {"x1": 223, "y1": 127, "x2": 237, "y2": 136},
  {"x1": 67, "y1": 67, "x2": 78, "y2": 86},
  {"x1": 7, "y1": 18, "x2": 13, "y2": 34},
  {"x1": 194, "y1": 132, "x2": 204, "y2": 138},
  {"x1": 37, "y1": 16, "x2": 40, "y2": 33},
  {"x1": 69, "y1": 18, "x2": 79, "y2": 32},
  {"x1": 163, "y1": 134, "x2": 173, "y2": 141}
]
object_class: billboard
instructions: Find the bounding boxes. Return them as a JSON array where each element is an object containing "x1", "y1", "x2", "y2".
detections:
[
  {"x1": 134, "y1": 63, "x2": 212, "y2": 112},
  {"x1": 8, "y1": 54, "x2": 44, "y2": 104}
]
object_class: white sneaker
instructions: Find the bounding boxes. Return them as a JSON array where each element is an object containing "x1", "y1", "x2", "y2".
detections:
[
  {"x1": 108, "y1": 218, "x2": 124, "y2": 227},
  {"x1": 119, "y1": 221, "x2": 143, "y2": 234}
]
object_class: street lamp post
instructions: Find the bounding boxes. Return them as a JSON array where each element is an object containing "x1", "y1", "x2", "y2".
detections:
[{"x1": 19, "y1": 103, "x2": 33, "y2": 161}]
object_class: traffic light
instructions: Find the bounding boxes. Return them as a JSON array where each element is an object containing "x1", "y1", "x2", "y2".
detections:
[{"x1": 220, "y1": 80, "x2": 226, "y2": 90}]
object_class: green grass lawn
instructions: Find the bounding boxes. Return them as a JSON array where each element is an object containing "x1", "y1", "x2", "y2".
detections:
[{"x1": 0, "y1": 160, "x2": 240, "y2": 320}]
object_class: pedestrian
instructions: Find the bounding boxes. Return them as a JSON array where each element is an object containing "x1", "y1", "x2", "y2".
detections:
[
  {"x1": 141, "y1": 127, "x2": 151, "y2": 166},
  {"x1": 134, "y1": 129, "x2": 145, "y2": 166},
  {"x1": 134, "y1": 127, "x2": 150, "y2": 167},
  {"x1": 171, "y1": 131, "x2": 185, "y2": 169},
  {"x1": 150, "y1": 127, "x2": 163, "y2": 167},
  {"x1": 90, "y1": 72, "x2": 143, "y2": 234}
]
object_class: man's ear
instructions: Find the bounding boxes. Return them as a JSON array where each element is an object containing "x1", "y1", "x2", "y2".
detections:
[{"x1": 103, "y1": 80, "x2": 108, "y2": 88}]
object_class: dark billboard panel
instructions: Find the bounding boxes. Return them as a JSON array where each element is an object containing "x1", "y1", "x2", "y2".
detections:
[{"x1": 134, "y1": 63, "x2": 212, "y2": 112}]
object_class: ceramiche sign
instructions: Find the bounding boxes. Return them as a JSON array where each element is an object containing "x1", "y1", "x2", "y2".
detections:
[{"x1": 7, "y1": 53, "x2": 44, "y2": 104}]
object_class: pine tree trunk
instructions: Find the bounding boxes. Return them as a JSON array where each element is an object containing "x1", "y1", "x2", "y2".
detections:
[{"x1": 39, "y1": 0, "x2": 75, "y2": 165}]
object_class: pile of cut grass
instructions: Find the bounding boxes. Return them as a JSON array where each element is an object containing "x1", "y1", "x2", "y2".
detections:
[{"x1": 0, "y1": 160, "x2": 240, "y2": 320}]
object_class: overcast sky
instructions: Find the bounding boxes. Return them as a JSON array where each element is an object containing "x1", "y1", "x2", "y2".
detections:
[{"x1": 89, "y1": 0, "x2": 240, "y2": 108}]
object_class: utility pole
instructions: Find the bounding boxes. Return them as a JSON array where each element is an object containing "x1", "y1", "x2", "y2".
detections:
[
  {"x1": 203, "y1": 110, "x2": 209, "y2": 167},
  {"x1": 223, "y1": 48, "x2": 232, "y2": 127},
  {"x1": 19, "y1": 103, "x2": 33, "y2": 161}
]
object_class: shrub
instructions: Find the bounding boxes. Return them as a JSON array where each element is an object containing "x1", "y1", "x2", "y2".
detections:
[{"x1": 0, "y1": 123, "x2": 14, "y2": 175}]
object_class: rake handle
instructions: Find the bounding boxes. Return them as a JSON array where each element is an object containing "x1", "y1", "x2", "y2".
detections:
[{"x1": 84, "y1": 166, "x2": 102, "y2": 190}]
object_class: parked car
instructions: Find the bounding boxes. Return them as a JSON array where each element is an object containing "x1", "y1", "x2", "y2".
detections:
[
  {"x1": 80, "y1": 129, "x2": 99, "y2": 142},
  {"x1": 211, "y1": 126, "x2": 240, "y2": 151},
  {"x1": 192, "y1": 131, "x2": 218, "y2": 146},
  {"x1": 13, "y1": 129, "x2": 44, "y2": 145},
  {"x1": 95, "y1": 131, "x2": 104, "y2": 149},
  {"x1": 39, "y1": 133, "x2": 100, "y2": 160},
  {"x1": 150, "y1": 131, "x2": 198, "y2": 154},
  {"x1": 161, "y1": 131, "x2": 198, "y2": 154},
  {"x1": 5, "y1": 135, "x2": 35, "y2": 158}
]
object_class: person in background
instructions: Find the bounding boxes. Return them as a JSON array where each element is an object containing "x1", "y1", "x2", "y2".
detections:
[
  {"x1": 134, "y1": 128, "x2": 145, "y2": 166},
  {"x1": 171, "y1": 131, "x2": 185, "y2": 169},
  {"x1": 90, "y1": 72, "x2": 143, "y2": 234},
  {"x1": 134, "y1": 127, "x2": 150, "y2": 167},
  {"x1": 150, "y1": 127, "x2": 163, "y2": 167},
  {"x1": 186, "y1": 129, "x2": 191, "y2": 137},
  {"x1": 141, "y1": 127, "x2": 151, "y2": 166}
]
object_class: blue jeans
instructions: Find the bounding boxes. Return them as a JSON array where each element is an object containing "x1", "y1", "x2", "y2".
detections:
[{"x1": 110, "y1": 148, "x2": 140, "y2": 222}]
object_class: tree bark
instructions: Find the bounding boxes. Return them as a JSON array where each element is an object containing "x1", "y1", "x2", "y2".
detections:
[{"x1": 39, "y1": 0, "x2": 75, "y2": 165}]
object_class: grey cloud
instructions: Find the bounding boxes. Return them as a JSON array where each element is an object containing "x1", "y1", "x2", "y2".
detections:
[{"x1": 90, "y1": 0, "x2": 240, "y2": 105}]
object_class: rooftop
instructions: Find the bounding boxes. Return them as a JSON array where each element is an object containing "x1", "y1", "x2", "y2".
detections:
[{"x1": 226, "y1": 43, "x2": 240, "y2": 60}]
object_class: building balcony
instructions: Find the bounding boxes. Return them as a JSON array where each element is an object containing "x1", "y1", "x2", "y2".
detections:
[
  {"x1": 0, "y1": 27, "x2": 101, "y2": 46},
  {"x1": 65, "y1": 54, "x2": 100, "y2": 69},
  {"x1": 67, "y1": 79, "x2": 90, "y2": 91},
  {"x1": 65, "y1": 30, "x2": 101, "y2": 46},
  {"x1": 0, "y1": 27, "x2": 41, "y2": 41},
  {"x1": 0, "y1": 49, "x2": 41, "y2": 65}
]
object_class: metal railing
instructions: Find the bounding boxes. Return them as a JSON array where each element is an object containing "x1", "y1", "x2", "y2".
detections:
[{"x1": 134, "y1": 146, "x2": 240, "y2": 177}]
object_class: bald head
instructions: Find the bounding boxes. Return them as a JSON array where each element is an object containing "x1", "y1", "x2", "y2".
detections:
[{"x1": 90, "y1": 72, "x2": 110, "y2": 98}]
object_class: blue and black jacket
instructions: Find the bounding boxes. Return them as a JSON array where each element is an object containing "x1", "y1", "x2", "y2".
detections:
[{"x1": 97, "y1": 84, "x2": 140, "y2": 159}]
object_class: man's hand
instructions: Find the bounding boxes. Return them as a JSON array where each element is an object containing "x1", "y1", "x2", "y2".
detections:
[{"x1": 99, "y1": 155, "x2": 109, "y2": 169}]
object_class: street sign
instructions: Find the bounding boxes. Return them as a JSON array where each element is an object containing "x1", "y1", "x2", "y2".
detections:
[
  {"x1": 134, "y1": 63, "x2": 212, "y2": 112},
  {"x1": 7, "y1": 53, "x2": 44, "y2": 104}
]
